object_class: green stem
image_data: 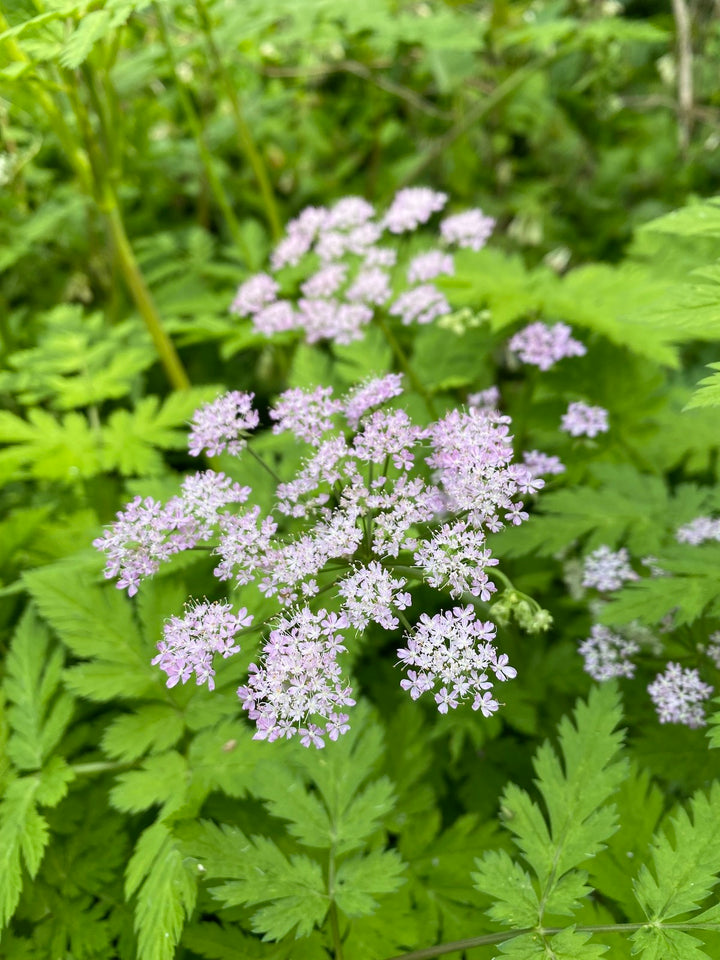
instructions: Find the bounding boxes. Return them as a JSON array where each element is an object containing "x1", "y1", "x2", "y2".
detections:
[
  {"x1": 72, "y1": 760, "x2": 131, "y2": 775},
  {"x1": 246, "y1": 444, "x2": 283, "y2": 484},
  {"x1": 384, "y1": 922, "x2": 720, "y2": 960},
  {"x1": 103, "y1": 194, "x2": 191, "y2": 390},
  {"x1": 375, "y1": 314, "x2": 437, "y2": 418},
  {"x1": 57, "y1": 63, "x2": 191, "y2": 391},
  {"x1": 194, "y1": 0, "x2": 282, "y2": 240},
  {"x1": 155, "y1": 4, "x2": 252, "y2": 261}
]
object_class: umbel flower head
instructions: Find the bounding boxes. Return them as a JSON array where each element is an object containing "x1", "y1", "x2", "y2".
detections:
[
  {"x1": 94, "y1": 375, "x2": 559, "y2": 746},
  {"x1": 229, "y1": 188, "x2": 496, "y2": 346}
]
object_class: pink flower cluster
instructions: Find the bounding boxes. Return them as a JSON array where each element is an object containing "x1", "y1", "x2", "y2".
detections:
[
  {"x1": 237, "y1": 609, "x2": 355, "y2": 748},
  {"x1": 560, "y1": 401, "x2": 609, "y2": 438},
  {"x1": 95, "y1": 375, "x2": 543, "y2": 746},
  {"x1": 152, "y1": 601, "x2": 253, "y2": 691},
  {"x1": 230, "y1": 189, "x2": 495, "y2": 345},
  {"x1": 578, "y1": 624, "x2": 639, "y2": 681},
  {"x1": 397, "y1": 606, "x2": 516, "y2": 716},
  {"x1": 509, "y1": 321, "x2": 586, "y2": 371},
  {"x1": 582, "y1": 545, "x2": 638, "y2": 592},
  {"x1": 648, "y1": 662, "x2": 713, "y2": 728}
]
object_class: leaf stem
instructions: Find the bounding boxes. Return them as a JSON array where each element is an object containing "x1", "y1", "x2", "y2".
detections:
[
  {"x1": 58, "y1": 63, "x2": 191, "y2": 391},
  {"x1": 246, "y1": 444, "x2": 283, "y2": 484}
]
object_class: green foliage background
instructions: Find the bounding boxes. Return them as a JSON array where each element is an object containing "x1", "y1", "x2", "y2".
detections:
[{"x1": 4, "y1": 1, "x2": 720, "y2": 958}]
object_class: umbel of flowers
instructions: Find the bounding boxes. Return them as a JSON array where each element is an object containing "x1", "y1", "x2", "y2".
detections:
[
  {"x1": 228, "y1": 189, "x2": 496, "y2": 345},
  {"x1": 94, "y1": 377, "x2": 556, "y2": 748}
]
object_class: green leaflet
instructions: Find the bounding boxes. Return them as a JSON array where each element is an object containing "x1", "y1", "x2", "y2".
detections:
[
  {"x1": 473, "y1": 684, "x2": 626, "y2": 945},
  {"x1": 601, "y1": 543, "x2": 720, "y2": 628},
  {"x1": 125, "y1": 821, "x2": 197, "y2": 960},
  {"x1": 333, "y1": 849, "x2": 405, "y2": 916},
  {"x1": 0, "y1": 386, "x2": 220, "y2": 484},
  {"x1": 4, "y1": 607, "x2": 74, "y2": 771},
  {"x1": 687, "y1": 362, "x2": 720, "y2": 410},
  {"x1": 633, "y1": 783, "x2": 720, "y2": 923},
  {"x1": 0, "y1": 610, "x2": 76, "y2": 932},
  {"x1": 179, "y1": 820, "x2": 327, "y2": 940}
]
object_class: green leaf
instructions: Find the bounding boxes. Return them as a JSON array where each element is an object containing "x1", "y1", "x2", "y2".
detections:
[
  {"x1": 126, "y1": 821, "x2": 197, "y2": 960},
  {"x1": 601, "y1": 544, "x2": 720, "y2": 628},
  {"x1": 686, "y1": 362, "x2": 720, "y2": 410},
  {"x1": 23, "y1": 566, "x2": 158, "y2": 699},
  {"x1": 110, "y1": 751, "x2": 189, "y2": 816},
  {"x1": 334, "y1": 849, "x2": 405, "y2": 917},
  {"x1": 641, "y1": 197, "x2": 720, "y2": 239},
  {"x1": 58, "y1": 10, "x2": 112, "y2": 67},
  {"x1": 4, "y1": 606, "x2": 74, "y2": 770},
  {"x1": 291, "y1": 703, "x2": 395, "y2": 855},
  {"x1": 495, "y1": 466, "x2": 670, "y2": 559},
  {"x1": 472, "y1": 848, "x2": 538, "y2": 927},
  {"x1": 179, "y1": 821, "x2": 328, "y2": 940},
  {"x1": 0, "y1": 777, "x2": 47, "y2": 928},
  {"x1": 633, "y1": 783, "x2": 720, "y2": 923},
  {"x1": 474, "y1": 685, "x2": 626, "y2": 926},
  {"x1": 102, "y1": 705, "x2": 185, "y2": 763}
]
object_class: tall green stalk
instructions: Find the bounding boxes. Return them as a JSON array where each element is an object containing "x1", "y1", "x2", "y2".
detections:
[
  {"x1": 194, "y1": 0, "x2": 283, "y2": 241},
  {"x1": 155, "y1": 3, "x2": 252, "y2": 262},
  {"x1": 63, "y1": 65, "x2": 191, "y2": 391}
]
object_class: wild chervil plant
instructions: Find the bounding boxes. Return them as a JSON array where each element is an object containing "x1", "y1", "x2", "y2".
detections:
[
  {"x1": 41, "y1": 190, "x2": 717, "y2": 960},
  {"x1": 6, "y1": 2, "x2": 720, "y2": 956}
]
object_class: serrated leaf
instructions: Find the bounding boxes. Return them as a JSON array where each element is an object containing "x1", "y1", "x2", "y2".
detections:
[
  {"x1": 631, "y1": 926, "x2": 712, "y2": 960},
  {"x1": 633, "y1": 783, "x2": 720, "y2": 923},
  {"x1": 126, "y1": 821, "x2": 197, "y2": 960},
  {"x1": 687, "y1": 363, "x2": 720, "y2": 410},
  {"x1": 178, "y1": 821, "x2": 327, "y2": 940},
  {"x1": 102, "y1": 705, "x2": 185, "y2": 762},
  {"x1": 0, "y1": 777, "x2": 47, "y2": 928},
  {"x1": 334, "y1": 849, "x2": 405, "y2": 916},
  {"x1": 495, "y1": 466, "x2": 669, "y2": 559},
  {"x1": 110, "y1": 751, "x2": 188, "y2": 815},
  {"x1": 23, "y1": 566, "x2": 158, "y2": 699},
  {"x1": 254, "y1": 761, "x2": 332, "y2": 848},
  {"x1": 4, "y1": 606, "x2": 74, "y2": 770},
  {"x1": 472, "y1": 848, "x2": 538, "y2": 927},
  {"x1": 58, "y1": 10, "x2": 112, "y2": 67},
  {"x1": 475, "y1": 685, "x2": 626, "y2": 927}
]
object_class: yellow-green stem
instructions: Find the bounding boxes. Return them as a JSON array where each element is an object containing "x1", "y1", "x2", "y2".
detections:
[
  {"x1": 103, "y1": 195, "x2": 191, "y2": 390},
  {"x1": 194, "y1": 0, "x2": 283, "y2": 240},
  {"x1": 59, "y1": 62, "x2": 191, "y2": 392}
]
